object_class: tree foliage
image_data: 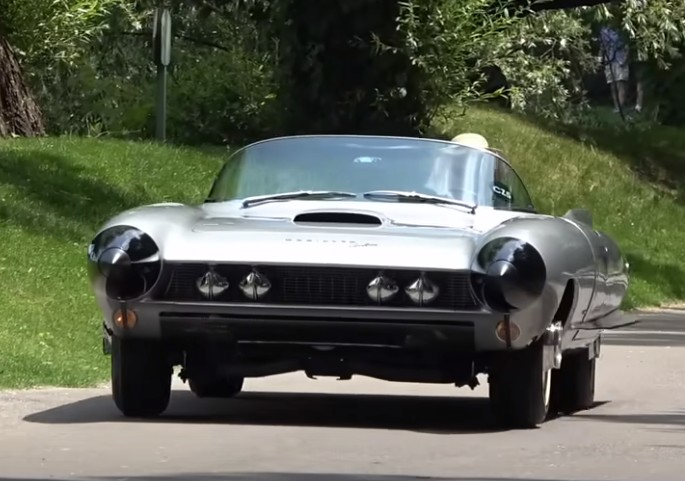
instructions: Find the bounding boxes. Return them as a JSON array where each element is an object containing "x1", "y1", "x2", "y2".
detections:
[
  {"x1": 611, "y1": 0, "x2": 685, "y2": 67},
  {"x1": 255, "y1": 0, "x2": 541, "y2": 136},
  {"x1": 0, "y1": 0, "x2": 138, "y2": 137},
  {"x1": 3, "y1": 0, "x2": 685, "y2": 141},
  {"x1": 591, "y1": 0, "x2": 685, "y2": 124},
  {"x1": 1, "y1": 0, "x2": 132, "y2": 65}
]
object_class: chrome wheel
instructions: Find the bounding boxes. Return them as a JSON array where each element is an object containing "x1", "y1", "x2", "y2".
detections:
[{"x1": 543, "y1": 365, "x2": 552, "y2": 411}]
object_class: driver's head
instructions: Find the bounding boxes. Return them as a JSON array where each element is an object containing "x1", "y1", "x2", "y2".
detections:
[
  {"x1": 425, "y1": 133, "x2": 489, "y2": 198},
  {"x1": 452, "y1": 132, "x2": 506, "y2": 182}
]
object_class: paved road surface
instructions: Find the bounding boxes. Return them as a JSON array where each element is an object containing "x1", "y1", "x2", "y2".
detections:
[
  {"x1": 1, "y1": 312, "x2": 684, "y2": 481},
  {"x1": 604, "y1": 310, "x2": 685, "y2": 346}
]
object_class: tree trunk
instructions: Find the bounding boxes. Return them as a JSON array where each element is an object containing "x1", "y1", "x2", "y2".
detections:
[{"x1": 0, "y1": 32, "x2": 44, "y2": 138}]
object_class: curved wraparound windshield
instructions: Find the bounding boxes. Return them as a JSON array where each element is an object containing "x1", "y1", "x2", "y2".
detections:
[{"x1": 207, "y1": 135, "x2": 535, "y2": 211}]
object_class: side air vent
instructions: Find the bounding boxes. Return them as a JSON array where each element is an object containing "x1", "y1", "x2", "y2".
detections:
[{"x1": 293, "y1": 212, "x2": 383, "y2": 226}]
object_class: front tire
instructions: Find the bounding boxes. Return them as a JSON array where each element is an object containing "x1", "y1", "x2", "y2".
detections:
[
  {"x1": 550, "y1": 347, "x2": 596, "y2": 415},
  {"x1": 111, "y1": 337, "x2": 172, "y2": 418},
  {"x1": 488, "y1": 337, "x2": 551, "y2": 429}
]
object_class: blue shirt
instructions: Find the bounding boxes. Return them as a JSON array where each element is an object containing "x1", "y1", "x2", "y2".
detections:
[{"x1": 600, "y1": 26, "x2": 628, "y2": 64}]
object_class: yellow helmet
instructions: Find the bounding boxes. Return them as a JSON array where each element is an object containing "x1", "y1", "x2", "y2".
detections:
[{"x1": 451, "y1": 133, "x2": 489, "y2": 150}]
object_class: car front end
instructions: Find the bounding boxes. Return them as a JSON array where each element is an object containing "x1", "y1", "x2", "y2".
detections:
[
  {"x1": 88, "y1": 134, "x2": 585, "y2": 427},
  {"x1": 88, "y1": 202, "x2": 557, "y2": 389}
]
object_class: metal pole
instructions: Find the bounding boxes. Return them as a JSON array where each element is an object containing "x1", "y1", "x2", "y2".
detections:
[
  {"x1": 153, "y1": 5, "x2": 171, "y2": 142},
  {"x1": 155, "y1": 64, "x2": 167, "y2": 142}
]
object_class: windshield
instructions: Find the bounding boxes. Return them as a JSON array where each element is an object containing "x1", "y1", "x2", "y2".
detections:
[{"x1": 207, "y1": 135, "x2": 535, "y2": 211}]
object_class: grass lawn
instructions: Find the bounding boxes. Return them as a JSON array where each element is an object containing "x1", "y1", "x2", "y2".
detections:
[
  {"x1": 1, "y1": 107, "x2": 684, "y2": 389},
  {"x1": 0, "y1": 138, "x2": 224, "y2": 388},
  {"x1": 444, "y1": 106, "x2": 685, "y2": 309}
]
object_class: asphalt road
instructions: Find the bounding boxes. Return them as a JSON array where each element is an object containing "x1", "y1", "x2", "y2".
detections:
[
  {"x1": 603, "y1": 309, "x2": 685, "y2": 346},
  {"x1": 1, "y1": 311, "x2": 685, "y2": 481}
]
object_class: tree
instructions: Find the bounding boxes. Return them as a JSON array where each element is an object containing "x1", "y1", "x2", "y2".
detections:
[
  {"x1": 260, "y1": 0, "x2": 547, "y2": 136},
  {"x1": 0, "y1": 0, "x2": 132, "y2": 138},
  {"x1": 0, "y1": 32, "x2": 44, "y2": 137},
  {"x1": 269, "y1": 0, "x2": 427, "y2": 136},
  {"x1": 5, "y1": 0, "x2": 685, "y2": 140}
]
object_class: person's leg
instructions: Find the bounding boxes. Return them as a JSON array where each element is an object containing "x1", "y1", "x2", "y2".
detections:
[
  {"x1": 605, "y1": 65, "x2": 620, "y2": 112},
  {"x1": 609, "y1": 62, "x2": 630, "y2": 113},
  {"x1": 609, "y1": 83, "x2": 620, "y2": 112},
  {"x1": 617, "y1": 80, "x2": 628, "y2": 110},
  {"x1": 635, "y1": 63, "x2": 645, "y2": 112}
]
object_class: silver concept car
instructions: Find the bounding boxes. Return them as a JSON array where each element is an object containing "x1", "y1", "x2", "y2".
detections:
[{"x1": 87, "y1": 134, "x2": 631, "y2": 428}]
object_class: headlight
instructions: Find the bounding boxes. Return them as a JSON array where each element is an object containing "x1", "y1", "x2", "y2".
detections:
[
  {"x1": 87, "y1": 225, "x2": 161, "y2": 300},
  {"x1": 473, "y1": 237, "x2": 546, "y2": 313}
]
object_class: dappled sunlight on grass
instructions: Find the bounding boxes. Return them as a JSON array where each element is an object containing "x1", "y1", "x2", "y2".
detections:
[
  {"x1": 0, "y1": 137, "x2": 223, "y2": 388},
  {"x1": 439, "y1": 106, "x2": 685, "y2": 309}
]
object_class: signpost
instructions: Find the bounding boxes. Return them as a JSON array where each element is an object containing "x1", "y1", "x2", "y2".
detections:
[{"x1": 152, "y1": 6, "x2": 172, "y2": 142}]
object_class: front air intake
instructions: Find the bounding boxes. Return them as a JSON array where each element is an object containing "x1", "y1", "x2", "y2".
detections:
[{"x1": 293, "y1": 212, "x2": 383, "y2": 226}]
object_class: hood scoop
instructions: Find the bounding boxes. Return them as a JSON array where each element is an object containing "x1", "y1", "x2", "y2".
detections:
[{"x1": 293, "y1": 211, "x2": 383, "y2": 226}]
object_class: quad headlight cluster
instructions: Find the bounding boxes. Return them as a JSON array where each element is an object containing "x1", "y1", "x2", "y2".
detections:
[
  {"x1": 366, "y1": 273, "x2": 440, "y2": 306},
  {"x1": 195, "y1": 269, "x2": 230, "y2": 300},
  {"x1": 196, "y1": 268, "x2": 272, "y2": 301},
  {"x1": 194, "y1": 268, "x2": 440, "y2": 305}
]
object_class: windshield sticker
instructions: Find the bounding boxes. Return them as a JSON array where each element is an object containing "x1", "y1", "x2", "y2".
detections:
[{"x1": 493, "y1": 183, "x2": 512, "y2": 201}]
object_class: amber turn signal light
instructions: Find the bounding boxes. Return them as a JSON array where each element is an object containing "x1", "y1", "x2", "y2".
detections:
[
  {"x1": 113, "y1": 309, "x2": 138, "y2": 329},
  {"x1": 495, "y1": 319, "x2": 521, "y2": 343}
]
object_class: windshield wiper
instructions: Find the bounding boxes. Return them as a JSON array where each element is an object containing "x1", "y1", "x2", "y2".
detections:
[
  {"x1": 363, "y1": 190, "x2": 477, "y2": 214},
  {"x1": 241, "y1": 190, "x2": 358, "y2": 208}
]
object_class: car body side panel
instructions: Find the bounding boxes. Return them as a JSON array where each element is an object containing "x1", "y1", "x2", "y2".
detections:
[
  {"x1": 598, "y1": 231, "x2": 630, "y2": 316},
  {"x1": 473, "y1": 215, "x2": 600, "y2": 345},
  {"x1": 558, "y1": 215, "x2": 605, "y2": 322},
  {"x1": 470, "y1": 212, "x2": 627, "y2": 349}
]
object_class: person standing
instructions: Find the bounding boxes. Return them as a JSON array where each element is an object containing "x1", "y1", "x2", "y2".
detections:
[{"x1": 599, "y1": 24, "x2": 630, "y2": 113}]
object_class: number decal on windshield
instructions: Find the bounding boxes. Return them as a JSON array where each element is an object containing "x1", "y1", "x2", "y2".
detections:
[{"x1": 493, "y1": 183, "x2": 512, "y2": 201}]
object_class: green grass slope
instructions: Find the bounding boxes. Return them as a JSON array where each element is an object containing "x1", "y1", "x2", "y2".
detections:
[
  {"x1": 0, "y1": 138, "x2": 223, "y2": 388},
  {"x1": 445, "y1": 107, "x2": 685, "y2": 309},
  {"x1": 1, "y1": 108, "x2": 684, "y2": 388}
]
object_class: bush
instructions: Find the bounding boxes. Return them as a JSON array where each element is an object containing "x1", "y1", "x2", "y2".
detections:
[
  {"x1": 20, "y1": 0, "x2": 280, "y2": 144},
  {"x1": 264, "y1": 0, "x2": 539, "y2": 136}
]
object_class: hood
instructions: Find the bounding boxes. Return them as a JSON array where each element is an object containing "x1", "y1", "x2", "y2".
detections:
[
  {"x1": 199, "y1": 199, "x2": 528, "y2": 230},
  {"x1": 156, "y1": 199, "x2": 533, "y2": 270}
]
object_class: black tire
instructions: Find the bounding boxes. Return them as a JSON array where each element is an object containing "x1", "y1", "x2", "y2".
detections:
[
  {"x1": 550, "y1": 348, "x2": 596, "y2": 415},
  {"x1": 111, "y1": 336, "x2": 172, "y2": 418},
  {"x1": 488, "y1": 337, "x2": 551, "y2": 429},
  {"x1": 189, "y1": 376, "x2": 244, "y2": 398}
]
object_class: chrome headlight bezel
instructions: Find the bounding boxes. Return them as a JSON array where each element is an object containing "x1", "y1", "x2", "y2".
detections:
[
  {"x1": 87, "y1": 225, "x2": 162, "y2": 301},
  {"x1": 473, "y1": 236, "x2": 546, "y2": 313}
]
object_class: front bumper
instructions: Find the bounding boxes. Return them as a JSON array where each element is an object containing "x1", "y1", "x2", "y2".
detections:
[{"x1": 101, "y1": 300, "x2": 539, "y2": 352}]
